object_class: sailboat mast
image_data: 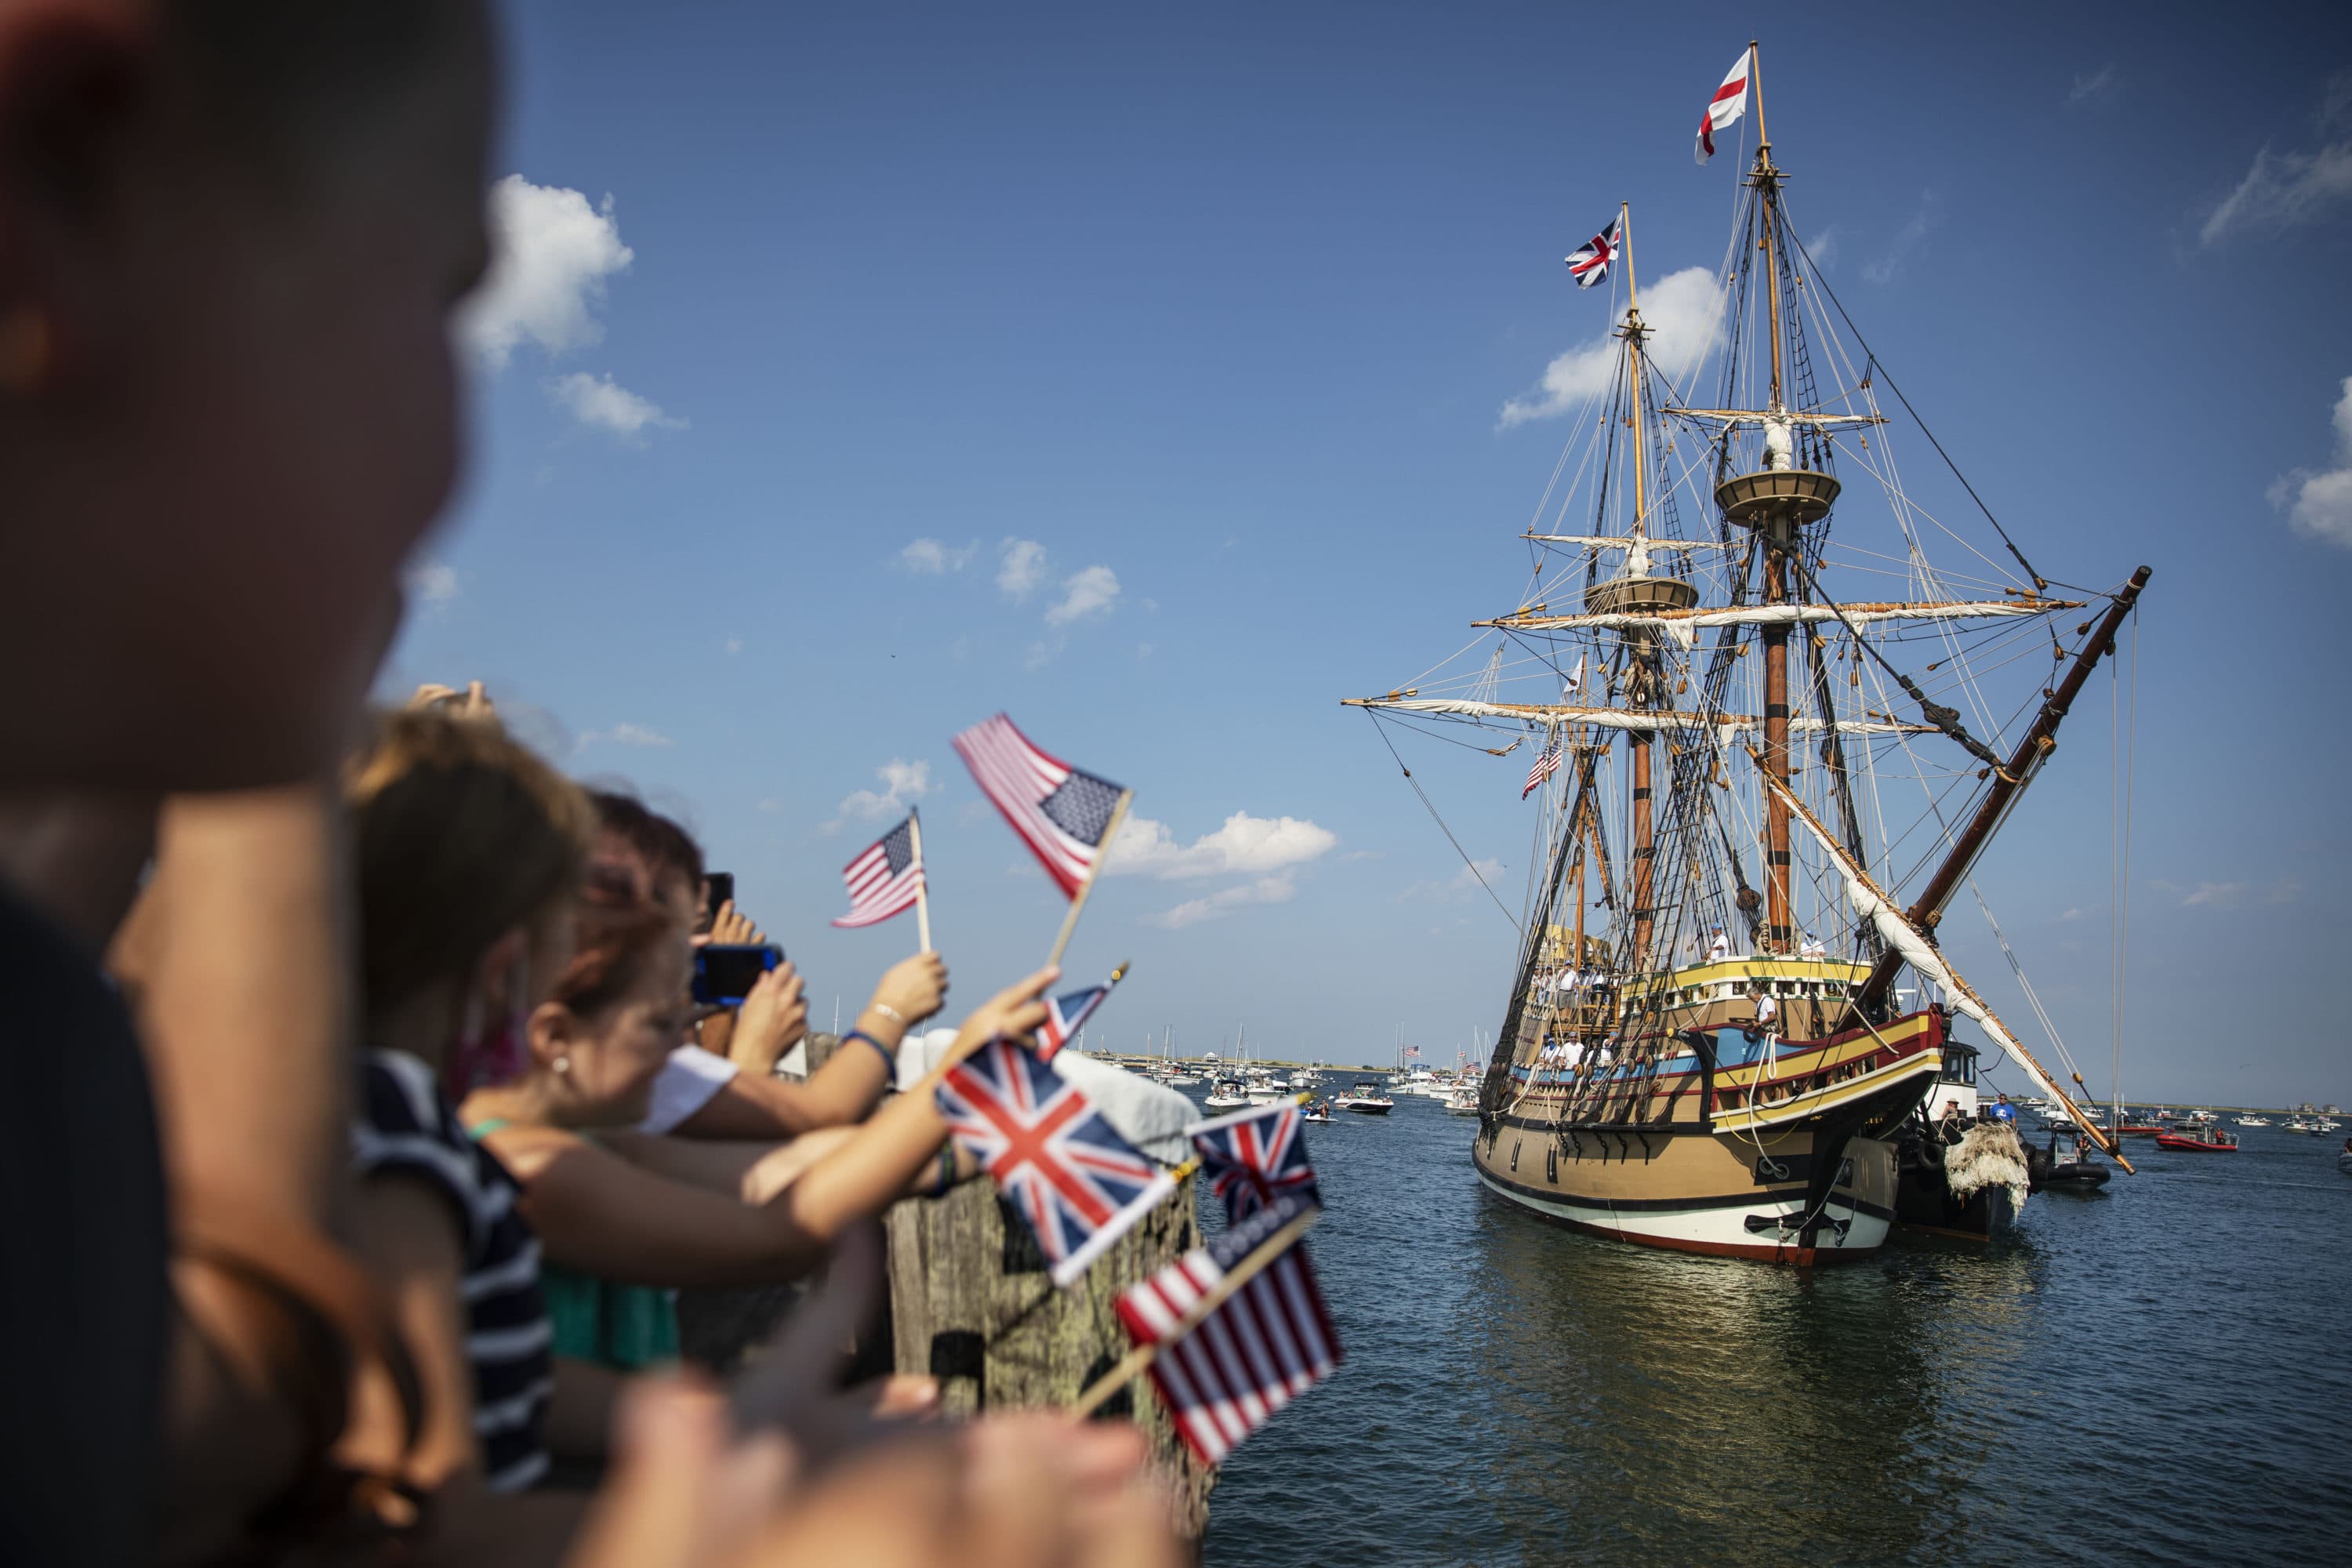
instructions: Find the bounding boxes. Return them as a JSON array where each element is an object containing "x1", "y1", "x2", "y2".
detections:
[
  {"x1": 1748, "y1": 43, "x2": 1795, "y2": 952},
  {"x1": 1618, "y1": 202, "x2": 1661, "y2": 971}
]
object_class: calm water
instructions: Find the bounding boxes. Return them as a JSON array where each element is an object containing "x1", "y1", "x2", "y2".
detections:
[{"x1": 1193, "y1": 1095, "x2": 2352, "y2": 1566}]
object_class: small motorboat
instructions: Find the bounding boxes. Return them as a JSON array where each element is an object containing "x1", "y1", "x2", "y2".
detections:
[
  {"x1": 1300, "y1": 1100, "x2": 1334, "y2": 1125},
  {"x1": 1443, "y1": 1084, "x2": 1480, "y2": 1116},
  {"x1": 2154, "y1": 1126, "x2": 2239, "y2": 1152},
  {"x1": 2282, "y1": 1118, "x2": 2319, "y2": 1135},
  {"x1": 1333, "y1": 1081, "x2": 1395, "y2": 1115},
  {"x1": 1202, "y1": 1078, "x2": 1249, "y2": 1111},
  {"x1": 2235, "y1": 1116, "x2": 2270, "y2": 1127},
  {"x1": 2337, "y1": 1145, "x2": 2352, "y2": 1177}
]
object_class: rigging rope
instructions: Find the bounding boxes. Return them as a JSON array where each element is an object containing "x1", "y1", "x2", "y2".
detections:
[
  {"x1": 1364, "y1": 712, "x2": 1523, "y2": 936},
  {"x1": 1788, "y1": 227, "x2": 2065, "y2": 596}
]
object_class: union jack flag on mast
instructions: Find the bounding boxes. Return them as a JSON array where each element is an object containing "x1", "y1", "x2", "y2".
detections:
[
  {"x1": 1564, "y1": 214, "x2": 1623, "y2": 289},
  {"x1": 937, "y1": 1036, "x2": 1173, "y2": 1287}
]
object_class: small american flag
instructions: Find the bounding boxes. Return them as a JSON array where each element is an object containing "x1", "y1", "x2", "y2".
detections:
[
  {"x1": 1189, "y1": 1102, "x2": 1319, "y2": 1225},
  {"x1": 1037, "y1": 968, "x2": 1123, "y2": 1062},
  {"x1": 1565, "y1": 215, "x2": 1623, "y2": 289},
  {"x1": 953, "y1": 713, "x2": 1127, "y2": 898},
  {"x1": 1523, "y1": 744, "x2": 1563, "y2": 799},
  {"x1": 830, "y1": 813, "x2": 924, "y2": 928},
  {"x1": 1114, "y1": 1195, "x2": 1339, "y2": 1465},
  {"x1": 938, "y1": 1036, "x2": 1173, "y2": 1287}
]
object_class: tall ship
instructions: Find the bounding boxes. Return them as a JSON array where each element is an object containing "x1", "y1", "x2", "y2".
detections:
[{"x1": 1344, "y1": 47, "x2": 2146, "y2": 1264}]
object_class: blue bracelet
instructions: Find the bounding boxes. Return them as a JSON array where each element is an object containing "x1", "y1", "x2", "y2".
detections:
[{"x1": 843, "y1": 1027, "x2": 897, "y2": 1081}]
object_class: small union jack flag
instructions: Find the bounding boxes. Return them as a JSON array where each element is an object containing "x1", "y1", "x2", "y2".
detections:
[
  {"x1": 1523, "y1": 743, "x2": 1563, "y2": 798},
  {"x1": 1565, "y1": 215, "x2": 1623, "y2": 289},
  {"x1": 1189, "y1": 1102, "x2": 1319, "y2": 1226},
  {"x1": 938, "y1": 1036, "x2": 1174, "y2": 1287},
  {"x1": 1036, "y1": 966, "x2": 1124, "y2": 1063},
  {"x1": 1115, "y1": 1193, "x2": 1339, "y2": 1466}
]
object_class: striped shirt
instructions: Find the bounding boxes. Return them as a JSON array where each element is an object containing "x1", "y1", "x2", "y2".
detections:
[{"x1": 353, "y1": 1050, "x2": 552, "y2": 1492}]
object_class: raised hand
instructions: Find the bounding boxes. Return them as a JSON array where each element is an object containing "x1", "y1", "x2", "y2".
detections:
[
  {"x1": 731, "y1": 960, "x2": 808, "y2": 1075},
  {"x1": 867, "y1": 952, "x2": 947, "y2": 1032},
  {"x1": 948, "y1": 966, "x2": 1060, "y2": 1059},
  {"x1": 707, "y1": 899, "x2": 765, "y2": 948}
]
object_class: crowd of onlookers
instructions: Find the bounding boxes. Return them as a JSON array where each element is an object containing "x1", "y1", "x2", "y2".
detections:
[{"x1": 0, "y1": 3, "x2": 1176, "y2": 1563}]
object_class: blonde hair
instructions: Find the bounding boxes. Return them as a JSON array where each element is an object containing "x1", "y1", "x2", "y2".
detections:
[{"x1": 346, "y1": 707, "x2": 595, "y2": 1019}]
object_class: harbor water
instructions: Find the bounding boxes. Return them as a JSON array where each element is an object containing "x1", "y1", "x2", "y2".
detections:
[{"x1": 1194, "y1": 1093, "x2": 2352, "y2": 1566}]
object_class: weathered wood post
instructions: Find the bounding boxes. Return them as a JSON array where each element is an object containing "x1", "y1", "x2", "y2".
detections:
[{"x1": 884, "y1": 1167, "x2": 1218, "y2": 1541}]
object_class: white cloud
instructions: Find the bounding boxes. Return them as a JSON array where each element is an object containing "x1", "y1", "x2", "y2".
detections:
[
  {"x1": 2180, "y1": 880, "x2": 2249, "y2": 909},
  {"x1": 1804, "y1": 227, "x2": 1838, "y2": 270},
  {"x1": 898, "y1": 538, "x2": 978, "y2": 574},
  {"x1": 1150, "y1": 875, "x2": 1300, "y2": 930},
  {"x1": 830, "y1": 758, "x2": 937, "y2": 829},
  {"x1": 2202, "y1": 143, "x2": 2352, "y2": 245},
  {"x1": 1106, "y1": 811, "x2": 1338, "y2": 880},
  {"x1": 1400, "y1": 858, "x2": 1506, "y2": 903},
  {"x1": 1500, "y1": 266, "x2": 1722, "y2": 428},
  {"x1": 2270, "y1": 376, "x2": 2352, "y2": 548},
  {"x1": 1045, "y1": 565, "x2": 1121, "y2": 626},
  {"x1": 546, "y1": 372, "x2": 684, "y2": 437},
  {"x1": 2067, "y1": 66, "x2": 2120, "y2": 107},
  {"x1": 1137, "y1": 642, "x2": 1156, "y2": 660},
  {"x1": 462, "y1": 176, "x2": 635, "y2": 368},
  {"x1": 2268, "y1": 875, "x2": 2306, "y2": 904},
  {"x1": 724, "y1": 635, "x2": 744, "y2": 655},
  {"x1": 579, "y1": 722, "x2": 673, "y2": 750},
  {"x1": 403, "y1": 559, "x2": 460, "y2": 606},
  {"x1": 997, "y1": 539, "x2": 1049, "y2": 599},
  {"x1": 1863, "y1": 191, "x2": 1941, "y2": 284}
]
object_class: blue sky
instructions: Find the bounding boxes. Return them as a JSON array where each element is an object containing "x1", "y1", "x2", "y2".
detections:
[{"x1": 389, "y1": 1, "x2": 2352, "y2": 1105}]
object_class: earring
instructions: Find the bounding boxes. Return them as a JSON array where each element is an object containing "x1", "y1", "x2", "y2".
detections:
[
  {"x1": 0, "y1": 308, "x2": 53, "y2": 393},
  {"x1": 553, "y1": 1055, "x2": 571, "y2": 1076}
]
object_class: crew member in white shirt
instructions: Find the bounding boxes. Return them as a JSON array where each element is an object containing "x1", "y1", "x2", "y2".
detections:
[{"x1": 1707, "y1": 926, "x2": 1731, "y2": 962}]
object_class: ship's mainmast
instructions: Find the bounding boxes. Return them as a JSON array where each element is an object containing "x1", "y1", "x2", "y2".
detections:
[{"x1": 1714, "y1": 42, "x2": 1831, "y2": 954}]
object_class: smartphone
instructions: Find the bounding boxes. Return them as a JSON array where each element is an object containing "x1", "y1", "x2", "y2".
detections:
[
  {"x1": 693, "y1": 942, "x2": 782, "y2": 1007},
  {"x1": 703, "y1": 871, "x2": 735, "y2": 921}
]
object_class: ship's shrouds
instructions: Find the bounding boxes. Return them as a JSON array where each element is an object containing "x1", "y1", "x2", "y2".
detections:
[
  {"x1": 936, "y1": 1036, "x2": 1172, "y2": 1287},
  {"x1": 953, "y1": 713, "x2": 1127, "y2": 898},
  {"x1": 1189, "y1": 1102, "x2": 1320, "y2": 1225},
  {"x1": 829, "y1": 813, "x2": 924, "y2": 928},
  {"x1": 1114, "y1": 1194, "x2": 1339, "y2": 1465},
  {"x1": 1523, "y1": 743, "x2": 1563, "y2": 798},
  {"x1": 1565, "y1": 215, "x2": 1623, "y2": 289},
  {"x1": 1695, "y1": 47, "x2": 1751, "y2": 163}
]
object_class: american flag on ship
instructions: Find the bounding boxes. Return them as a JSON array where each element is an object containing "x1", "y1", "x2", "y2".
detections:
[
  {"x1": 1113, "y1": 1194, "x2": 1339, "y2": 1465},
  {"x1": 1565, "y1": 215, "x2": 1623, "y2": 289},
  {"x1": 829, "y1": 813, "x2": 924, "y2": 928},
  {"x1": 1189, "y1": 1102, "x2": 1320, "y2": 1225},
  {"x1": 1523, "y1": 743, "x2": 1563, "y2": 798},
  {"x1": 1036, "y1": 967, "x2": 1124, "y2": 1063},
  {"x1": 937, "y1": 1036, "x2": 1174, "y2": 1287},
  {"x1": 952, "y1": 713, "x2": 1127, "y2": 898}
]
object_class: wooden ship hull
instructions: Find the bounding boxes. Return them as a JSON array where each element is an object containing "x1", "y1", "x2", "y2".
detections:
[{"x1": 1472, "y1": 959, "x2": 1944, "y2": 1263}]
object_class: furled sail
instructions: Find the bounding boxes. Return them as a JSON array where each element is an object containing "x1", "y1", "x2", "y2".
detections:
[
  {"x1": 1476, "y1": 599, "x2": 2082, "y2": 646},
  {"x1": 1748, "y1": 752, "x2": 2132, "y2": 1170},
  {"x1": 1340, "y1": 695, "x2": 1932, "y2": 739}
]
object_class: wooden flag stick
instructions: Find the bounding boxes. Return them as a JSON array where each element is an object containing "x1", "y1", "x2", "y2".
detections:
[
  {"x1": 909, "y1": 809, "x2": 932, "y2": 954},
  {"x1": 1046, "y1": 790, "x2": 1132, "y2": 971},
  {"x1": 1068, "y1": 1203, "x2": 1322, "y2": 1420}
]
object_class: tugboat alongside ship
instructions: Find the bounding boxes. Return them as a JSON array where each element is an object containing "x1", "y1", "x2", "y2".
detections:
[{"x1": 1344, "y1": 44, "x2": 2144, "y2": 1264}]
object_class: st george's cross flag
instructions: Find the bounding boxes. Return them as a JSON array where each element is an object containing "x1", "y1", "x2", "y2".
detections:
[
  {"x1": 830, "y1": 813, "x2": 924, "y2": 928},
  {"x1": 1564, "y1": 214, "x2": 1623, "y2": 289},
  {"x1": 953, "y1": 713, "x2": 1127, "y2": 898},
  {"x1": 1523, "y1": 744, "x2": 1563, "y2": 799},
  {"x1": 1113, "y1": 1194, "x2": 1340, "y2": 1466},
  {"x1": 937, "y1": 1036, "x2": 1174, "y2": 1287},
  {"x1": 1036, "y1": 968, "x2": 1124, "y2": 1063},
  {"x1": 1189, "y1": 1101, "x2": 1320, "y2": 1226},
  {"x1": 1695, "y1": 48, "x2": 1752, "y2": 164}
]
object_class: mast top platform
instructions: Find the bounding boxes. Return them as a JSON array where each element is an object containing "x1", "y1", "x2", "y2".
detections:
[
  {"x1": 1716, "y1": 468, "x2": 1839, "y2": 529},
  {"x1": 1584, "y1": 574, "x2": 1700, "y2": 616}
]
